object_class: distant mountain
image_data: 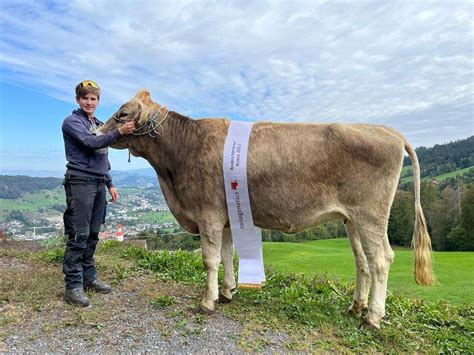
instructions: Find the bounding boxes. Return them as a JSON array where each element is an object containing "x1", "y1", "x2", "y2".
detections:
[
  {"x1": 110, "y1": 169, "x2": 158, "y2": 187},
  {"x1": 112, "y1": 168, "x2": 156, "y2": 177},
  {"x1": 2, "y1": 168, "x2": 157, "y2": 178},
  {"x1": 1, "y1": 170, "x2": 65, "y2": 178}
]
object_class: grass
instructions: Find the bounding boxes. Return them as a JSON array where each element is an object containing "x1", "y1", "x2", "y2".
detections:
[
  {"x1": 121, "y1": 247, "x2": 207, "y2": 284},
  {"x1": 117, "y1": 245, "x2": 472, "y2": 352},
  {"x1": 400, "y1": 165, "x2": 474, "y2": 184},
  {"x1": 150, "y1": 295, "x2": 176, "y2": 309},
  {"x1": 140, "y1": 211, "x2": 175, "y2": 224},
  {"x1": 400, "y1": 165, "x2": 412, "y2": 178},
  {"x1": 429, "y1": 166, "x2": 474, "y2": 180},
  {"x1": 2, "y1": 240, "x2": 473, "y2": 352},
  {"x1": 263, "y1": 238, "x2": 474, "y2": 305}
]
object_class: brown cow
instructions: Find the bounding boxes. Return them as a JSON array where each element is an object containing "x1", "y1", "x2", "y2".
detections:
[{"x1": 100, "y1": 90, "x2": 435, "y2": 329}]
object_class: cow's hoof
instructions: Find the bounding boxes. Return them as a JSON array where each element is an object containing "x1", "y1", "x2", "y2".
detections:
[
  {"x1": 196, "y1": 300, "x2": 215, "y2": 314},
  {"x1": 363, "y1": 316, "x2": 381, "y2": 330},
  {"x1": 348, "y1": 305, "x2": 362, "y2": 317},
  {"x1": 195, "y1": 304, "x2": 215, "y2": 314},
  {"x1": 347, "y1": 301, "x2": 367, "y2": 317},
  {"x1": 218, "y1": 293, "x2": 232, "y2": 304}
]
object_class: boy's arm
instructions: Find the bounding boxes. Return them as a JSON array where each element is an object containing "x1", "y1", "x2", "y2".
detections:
[{"x1": 62, "y1": 117, "x2": 121, "y2": 150}]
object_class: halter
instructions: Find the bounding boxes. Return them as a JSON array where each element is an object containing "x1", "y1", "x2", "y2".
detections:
[
  {"x1": 112, "y1": 108, "x2": 170, "y2": 162},
  {"x1": 112, "y1": 108, "x2": 170, "y2": 137}
]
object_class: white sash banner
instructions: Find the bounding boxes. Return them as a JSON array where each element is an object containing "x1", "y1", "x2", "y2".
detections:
[{"x1": 223, "y1": 121, "x2": 265, "y2": 288}]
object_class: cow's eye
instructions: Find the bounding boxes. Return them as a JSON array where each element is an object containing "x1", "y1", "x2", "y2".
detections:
[{"x1": 119, "y1": 111, "x2": 129, "y2": 118}]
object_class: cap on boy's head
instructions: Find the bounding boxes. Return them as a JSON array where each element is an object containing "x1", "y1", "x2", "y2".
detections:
[{"x1": 75, "y1": 80, "x2": 100, "y2": 99}]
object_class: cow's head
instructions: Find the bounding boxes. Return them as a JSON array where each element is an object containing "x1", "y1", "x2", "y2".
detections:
[{"x1": 100, "y1": 90, "x2": 164, "y2": 150}]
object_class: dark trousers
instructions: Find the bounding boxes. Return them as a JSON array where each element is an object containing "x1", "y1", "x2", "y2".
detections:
[{"x1": 63, "y1": 175, "x2": 107, "y2": 289}]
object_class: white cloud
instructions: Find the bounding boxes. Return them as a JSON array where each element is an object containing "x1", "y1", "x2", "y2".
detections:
[{"x1": 0, "y1": 0, "x2": 473, "y2": 149}]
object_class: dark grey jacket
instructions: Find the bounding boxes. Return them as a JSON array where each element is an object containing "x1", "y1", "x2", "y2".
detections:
[{"x1": 62, "y1": 109, "x2": 121, "y2": 188}]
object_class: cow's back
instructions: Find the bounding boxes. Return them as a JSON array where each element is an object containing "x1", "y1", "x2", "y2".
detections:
[{"x1": 247, "y1": 122, "x2": 405, "y2": 231}]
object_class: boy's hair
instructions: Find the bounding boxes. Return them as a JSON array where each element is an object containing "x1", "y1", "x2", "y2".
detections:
[{"x1": 75, "y1": 80, "x2": 100, "y2": 99}]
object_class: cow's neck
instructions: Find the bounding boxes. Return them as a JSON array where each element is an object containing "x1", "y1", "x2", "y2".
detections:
[
  {"x1": 130, "y1": 112, "x2": 201, "y2": 227},
  {"x1": 131, "y1": 111, "x2": 198, "y2": 178}
]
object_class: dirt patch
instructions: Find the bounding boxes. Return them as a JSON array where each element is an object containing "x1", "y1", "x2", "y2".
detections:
[{"x1": 0, "y1": 257, "x2": 31, "y2": 271}]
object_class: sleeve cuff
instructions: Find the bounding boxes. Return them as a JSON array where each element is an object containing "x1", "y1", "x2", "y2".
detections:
[{"x1": 112, "y1": 128, "x2": 122, "y2": 140}]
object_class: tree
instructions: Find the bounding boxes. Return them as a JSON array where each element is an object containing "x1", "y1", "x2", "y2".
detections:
[
  {"x1": 6, "y1": 210, "x2": 29, "y2": 225},
  {"x1": 447, "y1": 184, "x2": 474, "y2": 251},
  {"x1": 388, "y1": 190, "x2": 414, "y2": 246},
  {"x1": 428, "y1": 186, "x2": 458, "y2": 250}
]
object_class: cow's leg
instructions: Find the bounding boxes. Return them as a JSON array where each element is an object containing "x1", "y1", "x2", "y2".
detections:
[
  {"x1": 198, "y1": 222, "x2": 223, "y2": 313},
  {"x1": 219, "y1": 228, "x2": 235, "y2": 303},
  {"x1": 356, "y1": 219, "x2": 394, "y2": 329},
  {"x1": 345, "y1": 220, "x2": 370, "y2": 316}
]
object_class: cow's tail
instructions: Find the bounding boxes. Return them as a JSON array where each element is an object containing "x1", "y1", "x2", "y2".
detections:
[
  {"x1": 382, "y1": 126, "x2": 436, "y2": 286},
  {"x1": 403, "y1": 138, "x2": 436, "y2": 286}
]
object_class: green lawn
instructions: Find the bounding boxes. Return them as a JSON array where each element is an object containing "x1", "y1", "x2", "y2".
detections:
[{"x1": 263, "y1": 238, "x2": 474, "y2": 305}]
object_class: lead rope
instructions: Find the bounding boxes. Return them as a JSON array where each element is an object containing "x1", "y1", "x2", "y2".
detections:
[{"x1": 127, "y1": 136, "x2": 131, "y2": 163}]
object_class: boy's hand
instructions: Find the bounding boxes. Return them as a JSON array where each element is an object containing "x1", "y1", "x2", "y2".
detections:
[
  {"x1": 109, "y1": 187, "x2": 119, "y2": 202},
  {"x1": 118, "y1": 121, "x2": 136, "y2": 135}
]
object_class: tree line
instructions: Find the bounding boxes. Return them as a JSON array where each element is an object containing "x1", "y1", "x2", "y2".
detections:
[
  {"x1": 390, "y1": 172, "x2": 474, "y2": 251},
  {"x1": 137, "y1": 222, "x2": 348, "y2": 251}
]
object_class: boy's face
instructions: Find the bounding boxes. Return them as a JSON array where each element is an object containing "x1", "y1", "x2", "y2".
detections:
[{"x1": 76, "y1": 93, "x2": 99, "y2": 117}]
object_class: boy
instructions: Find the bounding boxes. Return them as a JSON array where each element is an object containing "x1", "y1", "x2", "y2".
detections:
[{"x1": 61, "y1": 80, "x2": 135, "y2": 306}]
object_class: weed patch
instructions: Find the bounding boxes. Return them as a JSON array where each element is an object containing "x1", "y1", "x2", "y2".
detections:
[
  {"x1": 97, "y1": 240, "x2": 122, "y2": 254},
  {"x1": 150, "y1": 295, "x2": 176, "y2": 309},
  {"x1": 38, "y1": 247, "x2": 64, "y2": 264},
  {"x1": 121, "y1": 248, "x2": 206, "y2": 284}
]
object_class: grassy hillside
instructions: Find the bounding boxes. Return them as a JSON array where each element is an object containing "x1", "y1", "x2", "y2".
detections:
[
  {"x1": 428, "y1": 165, "x2": 474, "y2": 180},
  {"x1": 0, "y1": 186, "x2": 64, "y2": 220},
  {"x1": 263, "y1": 239, "x2": 474, "y2": 305},
  {"x1": 400, "y1": 165, "x2": 474, "y2": 184}
]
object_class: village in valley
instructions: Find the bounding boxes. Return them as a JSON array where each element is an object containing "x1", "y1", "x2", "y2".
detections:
[{"x1": 0, "y1": 186, "x2": 178, "y2": 242}]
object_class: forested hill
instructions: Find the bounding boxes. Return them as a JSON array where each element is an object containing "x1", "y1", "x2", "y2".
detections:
[
  {"x1": 0, "y1": 175, "x2": 63, "y2": 199},
  {"x1": 403, "y1": 136, "x2": 474, "y2": 178}
]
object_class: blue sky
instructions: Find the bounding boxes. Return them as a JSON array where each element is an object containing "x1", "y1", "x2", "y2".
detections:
[{"x1": 0, "y1": 0, "x2": 473, "y2": 173}]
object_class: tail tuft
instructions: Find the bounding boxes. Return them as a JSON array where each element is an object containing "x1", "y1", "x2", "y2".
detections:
[{"x1": 413, "y1": 205, "x2": 436, "y2": 286}]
